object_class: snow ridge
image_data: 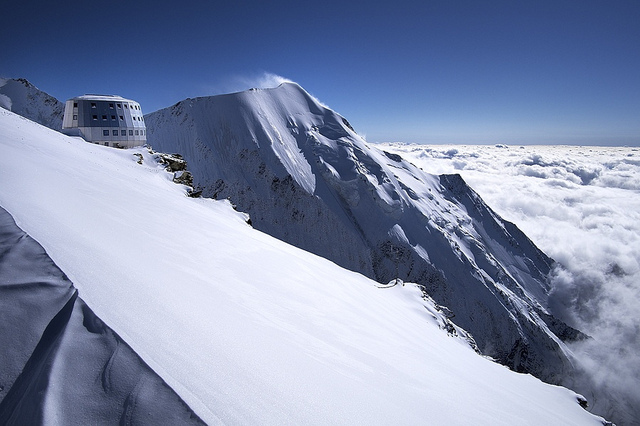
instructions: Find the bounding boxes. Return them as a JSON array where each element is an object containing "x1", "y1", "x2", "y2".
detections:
[
  {"x1": 0, "y1": 206, "x2": 204, "y2": 425},
  {"x1": 146, "y1": 82, "x2": 582, "y2": 384}
]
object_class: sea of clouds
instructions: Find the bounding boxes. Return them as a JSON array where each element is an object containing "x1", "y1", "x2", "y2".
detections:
[{"x1": 381, "y1": 143, "x2": 640, "y2": 425}]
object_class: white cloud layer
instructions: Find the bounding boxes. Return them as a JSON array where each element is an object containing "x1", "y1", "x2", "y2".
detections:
[{"x1": 381, "y1": 143, "x2": 640, "y2": 425}]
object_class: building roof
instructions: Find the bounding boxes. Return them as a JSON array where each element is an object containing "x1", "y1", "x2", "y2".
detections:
[{"x1": 71, "y1": 94, "x2": 134, "y2": 102}]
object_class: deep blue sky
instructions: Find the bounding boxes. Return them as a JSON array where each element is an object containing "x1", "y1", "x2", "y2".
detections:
[{"x1": 2, "y1": 1, "x2": 639, "y2": 145}]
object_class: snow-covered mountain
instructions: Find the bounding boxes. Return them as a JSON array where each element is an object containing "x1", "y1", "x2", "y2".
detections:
[
  {"x1": 145, "y1": 82, "x2": 582, "y2": 385},
  {"x1": 0, "y1": 78, "x2": 63, "y2": 130},
  {"x1": 0, "y1": 106, "x2": 607, "y2": 425}
]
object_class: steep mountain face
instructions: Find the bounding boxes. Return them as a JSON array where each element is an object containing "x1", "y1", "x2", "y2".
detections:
[
  {"x1": 146, "y1": 83, "x2": 581, "y2": 383},
  {"x1": 0, "y1": 206, "x2": 203, "y2": 424},
  {"x1": 0, "y1": 107, "x2": 608, "y2": 425},
  {"x1": 0, "y1": 78, "x2": 64, "y2": 130}
]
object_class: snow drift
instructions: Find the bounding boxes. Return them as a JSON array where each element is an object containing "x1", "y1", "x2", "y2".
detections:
[
  {"x1": 0, "y1": 206, "x2": 203, "y2": 425},
  {"x1": 145, "y1": 83, "x2": 583, "y2": 385},
  {"x1": 0, "y1": 105, "x2": 607, "y2": 424}
]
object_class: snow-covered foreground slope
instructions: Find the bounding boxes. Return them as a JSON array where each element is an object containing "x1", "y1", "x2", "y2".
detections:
[
  {"x1": 145, "y1": 83, "x2": 581, "y2": 385},
  {"x1": 381, "y1": 143, "x2": 640, "y2": 425},
  {"x1": 0, "y1": 110, "x2": 607, "y2": 424}
]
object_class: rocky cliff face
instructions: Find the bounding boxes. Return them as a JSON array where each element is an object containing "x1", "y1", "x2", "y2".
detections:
[{"x1": 146, "y1": 82, "x2": 582, "y2": 383}]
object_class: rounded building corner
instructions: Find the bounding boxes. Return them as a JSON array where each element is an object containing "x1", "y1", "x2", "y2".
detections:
[{"x1": 61, "y1": 94, "x2": 146, "y2": 148}]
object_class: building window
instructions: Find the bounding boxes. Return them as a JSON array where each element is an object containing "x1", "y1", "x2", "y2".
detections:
[
  {"x1": 73, "y1": 115, "x2": 78, "y2": 120},
  {"x1": 91, "y1": 103, "x2": 96, "y2": 108},
  {"x1": 102, "y1": 115, "x2": 107, "y2": 120},
  {"x1": 103, "y1": 130, "x2": 109, "y2": 136},
  {"x1": 135, "y1": 130, "x2": 139, "y2": 135},
  {"x1": 73, "y1": 102, "x2": 78, "y2": 108},
  {"x1": 112, "y1": 130, "x2": 118, "y2": 136},
  {"x1": 141, "y1": 130, "x2": 145, "y2": 136},
  {"x1": 105, "y1": 142, "x2": 109, "y2": 147},
  {"x1": 121, "y1": 130, "x2": 127, "y2": 136},
  {"x1": 92, "y1": 115, "x2": 98, "y2": 120},
  {"x1": 109, "y1": 103, "x2": 114, "y2": 109},
  {"x1": 111, "y1": 115, "x2": 116, "y2": 120},
  {"x1": 119, "y1": 115, "x2": 124, "y2": 120},
  {"x1": 117, "y1": 103, "x2": 122, "y2": 108},
  {"x1": 124, "y1": 104, "x2": 128, "y2": 109},
  {"x1": 129, "y1": 130, "x2": 133, "y2": 136}
]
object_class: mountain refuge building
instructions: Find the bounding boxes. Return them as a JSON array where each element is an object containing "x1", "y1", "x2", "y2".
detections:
[{"x1": 61, "y1": 95, "x2": 146, "y2": 148}]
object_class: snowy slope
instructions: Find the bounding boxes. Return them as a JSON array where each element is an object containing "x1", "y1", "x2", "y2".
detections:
[
  {"x1": 0, "y1": 78, "x2": 63, "y2": 130},
  {"x1": 145, "y1": 83, "x2": 582, "y2": 384},
  {"x1": 0, "y1": 109, "x2": 607, "y2": 425}
]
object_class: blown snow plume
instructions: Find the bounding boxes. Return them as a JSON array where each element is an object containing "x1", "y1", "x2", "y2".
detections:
[{"x1": 146, "y1": 82, "x2": 583, "y2": 383}]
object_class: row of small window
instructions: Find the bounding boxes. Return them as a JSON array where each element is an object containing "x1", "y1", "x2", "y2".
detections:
[
  {"x1": 102, "y1": 129, "x2": 145, "y2": 136},
  {"x1": 80, "y1": 114, "x2": 144, "y2": 122},
  {"x1": 75, "y1": 102, "x2": 141, "y2": 111}
]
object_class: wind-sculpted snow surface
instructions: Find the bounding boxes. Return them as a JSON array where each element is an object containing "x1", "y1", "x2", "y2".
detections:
[
  {"x1": 146, "y1": 83, "x2": 581, "y2": 384},
  {"x1": 0, "y1": 107, "x2": 607, "y2": 425},
  {"x1": 0, "y1": 206, "x2": 204, "y2": 425}
]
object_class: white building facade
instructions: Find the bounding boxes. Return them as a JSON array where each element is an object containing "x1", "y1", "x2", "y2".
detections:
[{"x1": 62, "y1": 95, "x2": 146, "y2": 148}]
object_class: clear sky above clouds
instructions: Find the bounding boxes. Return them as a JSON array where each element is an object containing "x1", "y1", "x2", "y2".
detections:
[{"x1": 2, "y1": 0, "x2": 639, "y2": 145}]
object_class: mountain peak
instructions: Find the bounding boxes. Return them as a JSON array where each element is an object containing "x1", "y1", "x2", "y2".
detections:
[
  {"x1": 146, "y1": 82, "x2": 580, "y2": 384},
  {"x1": 0, "y1": 78, "x2": 612, "y2": 426},
  {"x1": 0, "y1": 77, "x2": 63, "y2": 130}
]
